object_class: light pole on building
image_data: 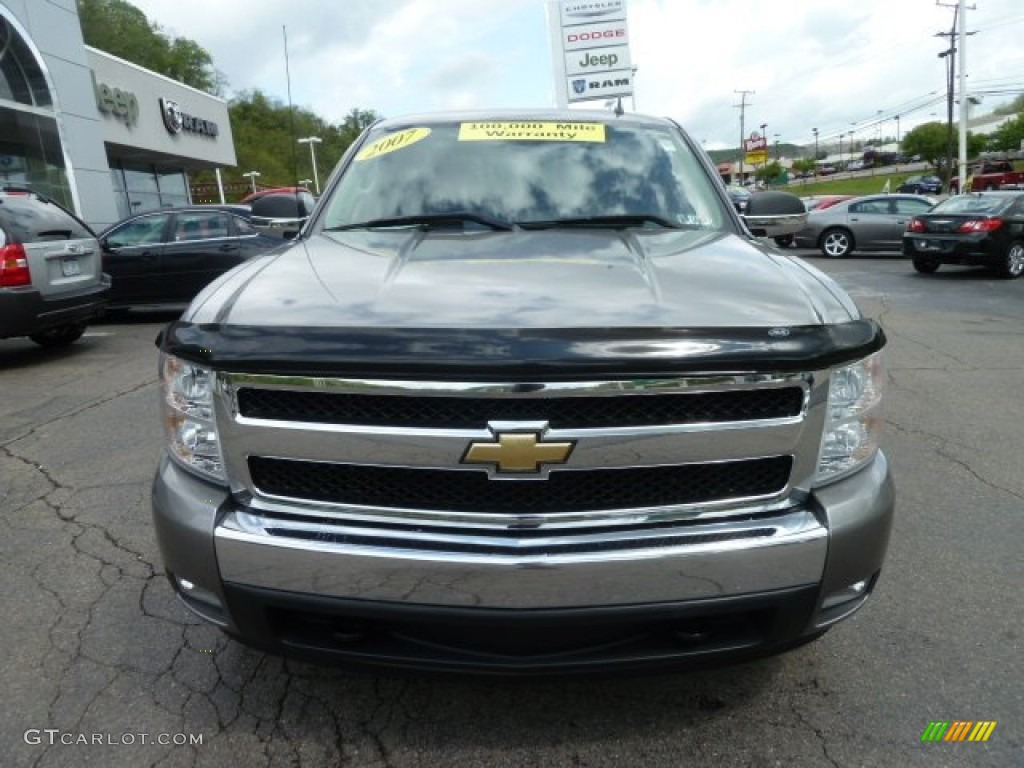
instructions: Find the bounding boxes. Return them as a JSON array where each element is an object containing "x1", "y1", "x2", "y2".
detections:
[
  {"x1": 242, "y1": 171, "x2": 261, "y2": 193},
  {"x1": 297, "y1": 136, "x2": 323, "y2": 194}
]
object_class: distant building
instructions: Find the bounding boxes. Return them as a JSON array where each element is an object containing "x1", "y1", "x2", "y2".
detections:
[{"x1": 0, "y1": 2, "x2": 236, "y2": 229}]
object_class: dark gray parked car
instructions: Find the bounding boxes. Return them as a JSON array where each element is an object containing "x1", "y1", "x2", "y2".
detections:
[
  {"x1": 0, "y1": 187, "x2": 110, "y2": 346},
  {"x1": 794, "y1": 193, "x2": 936, "y2": 257}
]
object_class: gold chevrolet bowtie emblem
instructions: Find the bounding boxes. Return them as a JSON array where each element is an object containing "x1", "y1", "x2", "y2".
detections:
[{"x1": 462, "y1": 431, "x2": 574, "y2": 474}]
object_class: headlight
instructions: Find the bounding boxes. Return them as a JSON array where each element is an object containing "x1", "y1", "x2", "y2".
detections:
[
  {"x1": 815, "y1": 351, "x2": 885, "y2": 485},
  {"x1": 160, "y1": 353, "x2": 225, "y2": 482}
]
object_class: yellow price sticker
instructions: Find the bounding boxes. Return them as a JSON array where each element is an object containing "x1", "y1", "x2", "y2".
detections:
[
  {"x1": 458, "y1": 121, "x2": 606, "y2": 142},
  {"x1": 355, "y1": 127, "x2": 432, "y2": 161}
]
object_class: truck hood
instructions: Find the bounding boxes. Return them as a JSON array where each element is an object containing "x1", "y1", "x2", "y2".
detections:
[
  {"x1": 169, "y1": 228, "x2": 879, "y2": 376},
  {"x1": 188, "y1": 228, "x2": 855, "y2": 329}
]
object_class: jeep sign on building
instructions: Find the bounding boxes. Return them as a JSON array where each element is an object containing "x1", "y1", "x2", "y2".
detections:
[{"x1": 548, "y1": 0, "x2": 634, "y2": 106}]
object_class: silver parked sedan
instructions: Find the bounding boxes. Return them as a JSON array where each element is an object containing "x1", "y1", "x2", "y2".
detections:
[{"x1": 794, "y1": 193, "x2": 936, "y2": 257}]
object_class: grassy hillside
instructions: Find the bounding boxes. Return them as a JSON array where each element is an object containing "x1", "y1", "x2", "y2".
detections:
[{"x1": 781, "y1": 172, "x2": 920, "y2": 196}]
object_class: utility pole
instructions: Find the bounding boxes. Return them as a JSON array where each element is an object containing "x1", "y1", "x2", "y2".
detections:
[
  {"x1": 734, "y1": 89, "x2": 754, "y2": 185},
  {"x1": 957, "y1": 0, "x2": 971, "y2": 191},
  {"x1": 936, "y1": 0, "x2": 975, "y2": 192}
]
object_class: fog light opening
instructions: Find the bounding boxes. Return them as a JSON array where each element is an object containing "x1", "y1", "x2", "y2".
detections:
[
  {"x1": 175, "y1": 575, "x2": 223, "y2": 610},
  {"x1": 821, "y1": 578, "x2": 869, "y2": 610}
]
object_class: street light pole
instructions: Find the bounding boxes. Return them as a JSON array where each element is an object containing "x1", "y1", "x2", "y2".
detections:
[
  {"x1": 839, "y1": 133, "x2": 845, "y2": 167},
  {"x1": 242, "y1": 170, "x2": 261, "y2": 193},
  {"x1": 297, "y1": 136, "x2": 323, "y2": 194},
  {"x1": 812, "y1": 127, "x2": 818, "y2": 176}
]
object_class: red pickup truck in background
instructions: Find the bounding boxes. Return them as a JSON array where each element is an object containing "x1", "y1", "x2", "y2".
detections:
[{"x1": 950, "y1": 161, "x2": 1024, "y2": 193}]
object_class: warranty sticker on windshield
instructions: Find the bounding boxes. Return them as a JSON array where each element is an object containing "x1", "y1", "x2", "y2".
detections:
[
  {"x1": 355, "y1": 127, "x2": 431, "y2": 161},
  {"x1": 458, "y1": 122, "x2": 606, "y2": 142}
]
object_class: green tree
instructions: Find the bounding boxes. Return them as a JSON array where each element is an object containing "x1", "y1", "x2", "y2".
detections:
[
  {"x1": 193, "y1": 91, "x2": 380, "y2": 197},
  {"x1": 992, "y1": 95, "x2": 1024, "y2": 116},
  {"x1": 791, "y1": 157, "x2": 817, "y2": 176},
  {"x1": 900, "y1": 121, "x2": 985, "y2": 176},
  {"x1": 77, "y1": 0, "x2": 219, "y2": 94},
  {"x1": 754, "y1": 161, "x2": 783, "y2": 183},
  {"x1": 988, "y1": 113, "x2": 1024, "y2": 153}
]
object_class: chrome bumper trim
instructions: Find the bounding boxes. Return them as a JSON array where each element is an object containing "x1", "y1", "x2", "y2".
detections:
[{"x1": 214, "y1": 507, "x2": 827, "y2": 609}]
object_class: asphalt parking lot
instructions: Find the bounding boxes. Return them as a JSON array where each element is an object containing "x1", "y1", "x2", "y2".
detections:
[{"x1": 1, "y1": 252, "x2": 1021, "y2": 768}]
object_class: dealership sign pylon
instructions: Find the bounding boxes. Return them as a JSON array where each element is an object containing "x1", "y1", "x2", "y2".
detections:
[{"x1": 548, "y1": 0, "x2": 634, "y2": 107}]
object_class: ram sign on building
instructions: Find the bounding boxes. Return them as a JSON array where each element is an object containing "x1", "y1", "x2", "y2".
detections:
[{"x1": 549, "y1": 0, "x2": 633, "y2": 106}]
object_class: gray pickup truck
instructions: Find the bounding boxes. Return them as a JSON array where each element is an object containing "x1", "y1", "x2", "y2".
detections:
[{"x1": 153, "y1": 111, "x2": 893, "y2": 674}]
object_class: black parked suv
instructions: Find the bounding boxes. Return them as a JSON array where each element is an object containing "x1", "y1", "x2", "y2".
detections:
[{"x1": 0, "y1": 187, "x2": 110, "y2": 346}]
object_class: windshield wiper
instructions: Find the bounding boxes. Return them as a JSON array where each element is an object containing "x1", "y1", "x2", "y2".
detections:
[
  {"x1": 326, "y1": 212, "x2": 514, "y2": 232},
  {"x1": 517, "y1": 214, "x2": 686, "y2": 230}
]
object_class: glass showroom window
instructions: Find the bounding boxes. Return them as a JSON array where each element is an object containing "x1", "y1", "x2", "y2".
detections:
[{"x1": 0, "y1": 14, "x2": 72, "y2": 207}]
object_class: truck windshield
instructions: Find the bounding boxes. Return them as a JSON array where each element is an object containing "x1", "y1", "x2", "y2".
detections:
[{"x1": 320, "y1": 120, "x2": 727, "y2": 232}]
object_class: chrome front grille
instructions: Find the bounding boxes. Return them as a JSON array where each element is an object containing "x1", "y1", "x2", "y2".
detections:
[
  {"x1": 216, "y1": 373, "x2": 828, "y2": 550},
  {"x1": 235, "y1": 386, "x2": 805, "y2": 428},
  {"x1": 247, "y1": 455, "x2": 794, "y2": 514}
]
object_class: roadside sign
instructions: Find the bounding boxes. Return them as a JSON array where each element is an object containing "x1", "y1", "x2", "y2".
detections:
[
  {"x1": 746, "y1": 150, "x2": 767, "y2": 165},
  {"x1": 744, "y1": 132, "x2": 768, "y2": 165},
  {"x1": 549, "y1": 0, "x2": 634, "y2": 106}
]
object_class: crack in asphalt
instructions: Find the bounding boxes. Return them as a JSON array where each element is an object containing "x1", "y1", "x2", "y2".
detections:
[
  {"x1": 0, "y1": 377, "x2": 156, "y2": 451},
  {"x1": 883, "y1": 323, "x2": 971, "y2": 368},
  {"x1": 888, "y1": 419, "x2": 1024, "y2": 501},
  {"x1": 790, "y1": 706, "x2": 842, "y2": 768},
  {"x1": 2, "y1": 422, "x2": 202, "y2": 768}
]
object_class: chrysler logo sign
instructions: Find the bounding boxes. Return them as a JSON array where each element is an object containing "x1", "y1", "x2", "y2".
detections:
[
  {"x1": 561, "y1": 0, "x2": 626, "y2": 20},
  {"x1": 160, "y1": 97, "x2": 219, "y2": 138}
]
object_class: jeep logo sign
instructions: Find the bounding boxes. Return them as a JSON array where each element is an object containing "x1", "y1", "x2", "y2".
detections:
[
  {"x1": 160, "y1": 97, "x2": 219, "y2": 138},
  {"x1": 564, "y1": 44, "x2": 632, "y2": 76},
  {"x1": 92, "y1": 74, "x2": 139, "y2": 127}
]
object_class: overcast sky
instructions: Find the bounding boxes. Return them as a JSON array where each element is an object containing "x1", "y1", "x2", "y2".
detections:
[{"x1": 128, "y1": 0, "x2": 1024, "y2": 152}]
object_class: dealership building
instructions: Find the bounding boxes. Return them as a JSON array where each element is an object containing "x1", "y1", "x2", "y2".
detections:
[{"x1": 0, "y1": 1, "x2": 235, "y2": 230}]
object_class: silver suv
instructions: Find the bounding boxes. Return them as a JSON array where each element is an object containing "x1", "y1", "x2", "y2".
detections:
[{"x1": 0, "y1": 187, "x2": 110, "y2": 346}]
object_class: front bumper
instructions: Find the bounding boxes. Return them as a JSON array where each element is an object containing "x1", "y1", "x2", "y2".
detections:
[
  {"x1": 152, "y1": 452, "x2": 894, "y2": 673},
  {"x1": 0, "y1": 275, "x2": 110, "y2": 339}
]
